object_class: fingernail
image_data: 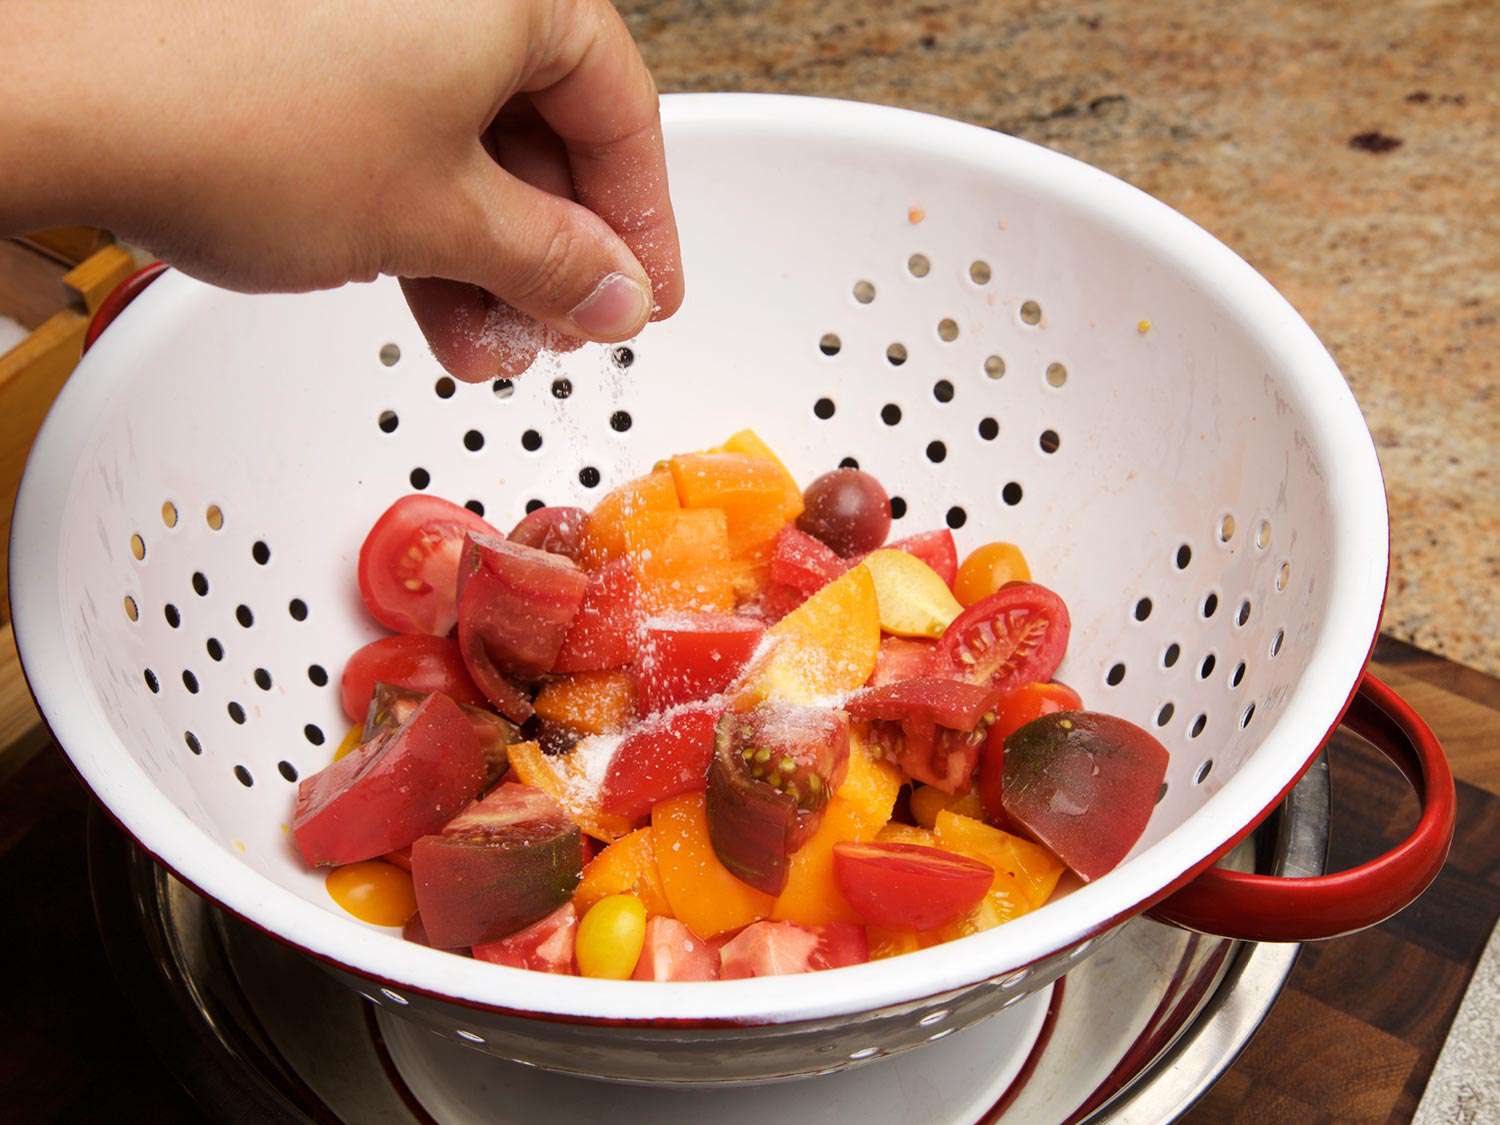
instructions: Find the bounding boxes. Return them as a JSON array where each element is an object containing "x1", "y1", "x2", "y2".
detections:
[{"x1": 569, "y1": 273, "x2": 650, "y2": 340}]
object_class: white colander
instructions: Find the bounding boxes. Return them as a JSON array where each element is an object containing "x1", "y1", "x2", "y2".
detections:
[{"x1": 10, "y1": 94, "x2": 1452, "y2": 1085}]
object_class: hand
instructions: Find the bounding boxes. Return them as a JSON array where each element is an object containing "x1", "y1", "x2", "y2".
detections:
[{"x1": 0, "y1": 0, "x2": 684, "y2": 378}]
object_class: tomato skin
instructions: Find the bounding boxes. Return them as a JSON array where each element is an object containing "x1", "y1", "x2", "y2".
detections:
[
  {"x1": 769, "y1": 525, "x2": 849, "y2": 595},
  {"x1": 472, "y1": 903, "x2": 577, "y2": 973},
  {"x1": 1002, "y1": 711, "x2": 1169, "y2": 881},
  {"x1": 635, "y1": 612, "x2": 764, "y2": 714},
  {"x1": 847, "y1": 677, "x2": 1002, "y2": 731},
  {"x1": 797, "y1": 470, "x2": 891, "y2": 557},
  {"x1": 977, "y1": 682, "x2": 1083, "y2": 824},
  {"x1": 887, "y1": 530, "x2": 959, "y2": 588},
  {"x1": 357, "y1": 495, "x2": 500, "y2": 635},
  {"x1": 937, "y1": 582, "x2": 1071, "y2": 695},
  {"x1": 954, "y1": 542, "x2": 1032, "y2": 608},
  {"x1": 832, "y1": 841, "x2": 993, "y2": 931},
  {"x1": 292, "y1": 693, "x2": 483, "y2": 867},
  {"x1": 509, "y1": 506, "x2": 591, "y2": 562},
  {"x1": 598, "y1": 705, "x2": 722, "y2": 821},
  {"x1": 458, "y1": 532, "x2": 588, "y2": 679},
  {"x1": 553, "y1": 558, "x2": 639, "y2": 674},
  {"x1": 340, "y1": 634, "x2": 485, "y2": 723},
  {"x1": 870, "y1": 637, "x2": 937, "y2": 686}
]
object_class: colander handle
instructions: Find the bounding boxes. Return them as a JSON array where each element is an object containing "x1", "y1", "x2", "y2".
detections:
[
  {"x1": 1148, "y1": 672, "x2": 1455, "y2": 942},
  {"x1": 82, "y1": 261, "x2": 169, "y2": 354}
]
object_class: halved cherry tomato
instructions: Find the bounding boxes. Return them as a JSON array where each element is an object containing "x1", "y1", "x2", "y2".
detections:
[
  {"x1": 632, "y1": 916, "x2": 720, "y2": 981},
  {"x1": 292, "y1": 693, "x2": 483, "y2": 867},
  {"x1": 553, "y1": 558, "x2": 639, "y2": 674},
  {"x1": 472, "y1": 902, "x2": 577, "y2": 973},
  {"x1": 599, "y1": 705, "x2": 722, "y2": 820},
  {"x1": 534, "y1": 671, "x2": 635, "y2": 735},
  {"x1": 870, "y1": 637, "x2": 937, "y2": 686},
  {"x1": 411, "y1": 782, "x2": 582, "y2": 948},
  {"x1": 887, "y1": 530, "x2": 959, "y2": 588},
  {"x1": 859, "y1": 549, "x2": 963, "y2": 638},
  {"x1": 339, "y1": 634, "x2": 485, "y2": 723},
  {"x1": 581, "y1": 470, "x2": 680, "y2": 569},
  {"x1": 953, "y1": 542, "x2": 1032, "y2": 608},
  {"x1": 977, "y1": 682, "x2": 1083, "y2": 824},
  {"x1": 832, "y1": 841, "x2": 993, "y2": 931},
  {"x1": 718, "y1": 920, "x2": 869, "y2": 978},
  {"x1": 635, "y1": 612, "x2": 764, "y2": 714},
  {"x1": 357, "y1": 495, "x2": 499, "y2": 635},
  {"x1": 769, "y1": 525, "x2": 848, "y2": 595},
  {"x1": 508, "y1": 506, "x2": 590, "y2": 562},
  {"x1": 937, "y1": 582, "x2": 1070, "y2": 695},
  {"x1": 1002, "y1": 712, "x2": 1168, "y2": 881}
]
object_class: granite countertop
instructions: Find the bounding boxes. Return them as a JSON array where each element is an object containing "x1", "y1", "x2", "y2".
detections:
[{"x1": 620, "y1": 0, "x2": 1498, "y2": 675}]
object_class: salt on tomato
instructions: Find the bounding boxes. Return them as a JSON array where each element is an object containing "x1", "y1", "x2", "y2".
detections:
[
  {"x1": 598, "y1": 705, "x2": 722, "y2": 821},
  {"x1": 632, "y1": 916, "x2": 720, "y2": 981},
  {"x1": 832, "y1": 841, "x2": 993, "y2": 931},
  {"x1": 769, "y1": 525, "x2": 849, "y2": 595},
  {"x1": 937, "y1": 582, "x2": 1070, "y2": 694},
  {"x1": 635, "y1": 612, "x2": 764, "y2": 714},
  {"x1": 508, "y1": 506, "x2": 590, "y2": 562},
  {"x1": 869, "y1": 637, "x2": 937, "y2": 686},
  {"x1": 977, "y1": 682, "x2": 1083, "y2": 824},
  {"x1": 1002, "y1": 711, "x2": 1169, "y2": 881},
  {"x1": 339, "y1": 633, "x2": 485, "y2": 723},
  {"x1": 357, "y1": 495, "x2": 499, "y2": 635},
  {"x1": 553, "y1": 558, "x2": 639, "y2": 674}
]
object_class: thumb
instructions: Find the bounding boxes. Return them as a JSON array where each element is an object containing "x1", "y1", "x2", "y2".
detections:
[{"x1": 402, "y1": 151, "x2": 655, "y2": 346}]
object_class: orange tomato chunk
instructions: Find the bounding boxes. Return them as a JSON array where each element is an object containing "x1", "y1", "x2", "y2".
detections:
[
  {"x1": 507, "y1": 740, "x2": 635, "y2": 843},
  {"x1": 652, "y1": 792, "x2": 774, "y2": 939},
  {"x1": 624, "y1": 508, "x2": 734, "y2": 614},
  {"x1": 581, "y1": 471, "x2": 680, "y2": 569},
  {"x1": 740, "y1": 564, "x2": 880, "y2": 704},
  {"x1": 669, "y1": 452, "x2": 801, "y2": 560},
  {"x1": 533, "y1": 671, "x2": 636, "y2": 735},
  {"x1": 574, "y1": 827, "x2": 672, "y2": 917},
  {"x1": 711, "y1": 429, "x2": 803, "y2": 516},
  {"x1": 933, "y1": 810, "x2": 1066, "y2": 910},
  {"x1": 954, "y1": 542, "x2": 1033, "y2": 607}
]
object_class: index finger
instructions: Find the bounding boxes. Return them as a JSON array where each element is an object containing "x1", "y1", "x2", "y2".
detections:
[{"x1": 524, "y1": 0, "x2": 684, "y2": 320}]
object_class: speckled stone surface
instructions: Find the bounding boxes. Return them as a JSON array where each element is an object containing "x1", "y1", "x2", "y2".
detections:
[{"x1": 620, "y1": 0, "x2": 1499, "y2": 673}]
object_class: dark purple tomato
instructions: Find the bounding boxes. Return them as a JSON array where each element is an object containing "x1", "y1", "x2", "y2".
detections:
[
  {"x1": 796, "y1": 469, "x2": 892, "y2": 557},
  {"x1": 509, "y1": 506, "x2": 590, "y2": 563}
]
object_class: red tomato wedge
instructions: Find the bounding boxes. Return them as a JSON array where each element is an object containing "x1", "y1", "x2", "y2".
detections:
[
  {"x1": 847, "y1": 677, "x2": 1003, "y2": 731},
  {"x1": 718, "y1": 920, "x2": 869, "y2": 978},
  {"x1": 472, "y1": 903, "x2": 578, "y2": 973},
  {"x1": 553, "y1": 558, "x2": 639, "y2": 674},
  {"x1": 937, "y1": 583, "x2": 1070, "y2": 694},
  {"x1": 1002, "y1": 712, "x2": 1169, "y2": 881},
  {"x1": 411, "y1": 782, "x2": 583, "y2": 948},
  {"x1": 869, "y1": 636, "x2": 937, "y2": 686},
  {"x1": 357, "y1": 495, "x2": 499, "y2": 635},
  {"x1": 292, "y1": 693, "x2": 482, "y2": 867},
  {"x1": 886, "y1": 530, "x2": 958, "y2": 588},
  {"x1": 832, "y1": 841, "x2": 993, "y2": 931},
  {"x1": 401, "y1": 913, "x2": 430, "y2": 946},
  {"x1": 635, "y1": 612, "x2": 764, "y2": 714},
  {"x1": 339, "y1": 634, "x2": 485, "y2": 723},
  {"x1": 769, "y1": 525, "x2": 849, "y2": 595},
  {"x1": 850, "y1": 677, "x2": 1001, "y2": 795},
  {"x1": 631, "y1": 916, "x2": 721, "y2": 981},
  {"x1": 509, "y1": 506, "x2": 590, "y2": 563},
  {"x1": 599, "y1": 705, "x2": 722, "y2": 821},
  {"x1": 978, "y1": 682, "x2": 1083, "y2": 825}
]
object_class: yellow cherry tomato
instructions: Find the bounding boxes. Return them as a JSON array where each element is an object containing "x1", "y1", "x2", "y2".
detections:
[
  {"x1": 859, "y1": 549, "x2": 964, "y2": 638},
  {"x1": 576, "y1": 894, "x2": 648, "y2": 980},
  {"x1": 953, "y1": 542, "x2": 1032, "y2": 607},
  {"x1": 325, "y1": 861, "x2": 417, "y2": 926}
]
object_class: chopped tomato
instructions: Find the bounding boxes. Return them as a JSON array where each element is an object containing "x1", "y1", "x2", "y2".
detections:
[
  {"x1": 710, "y1": 429, "x2": 803, "y2": 516},
  {"x1": 833, "y1": 841, "x2": 992, "y2": 931},
  {"x1": 1002, "y1": 712, "x2": 1168, "y2": 881},
  {"x1": 361, "y1": 682, "x2": 517, "y2": 792},
  {"x1": 933, "y1": 810, "x2": 1066, "y2": 910},
  {"x1": 870, "y1": 637, "x2": 937, "y2": 686},
  {"x1": 599, "y1": 705, "x2": 722, "y2": 820},
  {"x1": 669, "y1": 452, "x2": 800, "y2": 559},
  {"x1": 382, "y1": 845, "x2": 412, "y2": 871},
  {"x1": 581, "y1": 470, "x2": 680, "y2": 569},
  {"x1": 848, "y1": 677, "x2": 1002, "y2": 730},
  {"x1": 652, "y1": 792, "x2": 775, "y2": 939},
  {"x1": 887, "y1": 530, "x2": 959, "y2": 588},
  {"x1": 860, "y1": 549, "x2": 963, "y2": 638},
  {"x1": 936, "y1": 583, "x2": 1070, "y2": 695},
  {"x1": 632, "y1": 916, "x2": 720, "y2": 981},
  {"x1": 977, "y1": 682, "x2": 1083, "y2": 824},
  {"x1": 472, "y1": 902, "x2": 577, "y2": 973},
  {"x1": 508, "y1": 506, "x2": 590, "y2": 562},
  {"x1": 718, "y1": 920, "x2": 869, "y2": 978},
  {"x1": 506, "y1": 740, "x2": 635, "y2": 842},
  {"x1": 339, "y1": 634, "x2": 485, "y2": 723},
  {"x1": 769, "y1": 525, "x2": 848, "y2": 595},
  {"x1": 739, "y1": 564, "x2": 880, "y2": 705},
  {"x1": 292, "y1": 693, "x2": 482, "y2": 867},
  {"x1": 573, "y1": 827, "x2": 671, "y2": 916},
  {"x1": 954, "y1": 541, "x2": 1032, "y2": 608},
  {"x1": 635, "y1": 612, "x2": 764, "y2": 714},
  {"x1": 624, "y1": 508, "x2": 734, "y2": 614},
  {"x1": 750, "y1": 581, "x2": 807, "y2": 625},
  {"x1": 357, "y1": 495, "x2": 499, "y2": 635},
  {"x1": 411, "y1": 782, "x2": 582, "y2": 948},
  {"x1": 909, "y1": 783, "x2": 985, "y2": 828},
  {"x1": 402, "y1": 913, "x2": 431, "y2": 946},
  {"x1": 534, "y1": 671, "x2": 636, "y2": 735},
  {"x1": 553, "y1": 558, "x2": 639, "y2": 674}
]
